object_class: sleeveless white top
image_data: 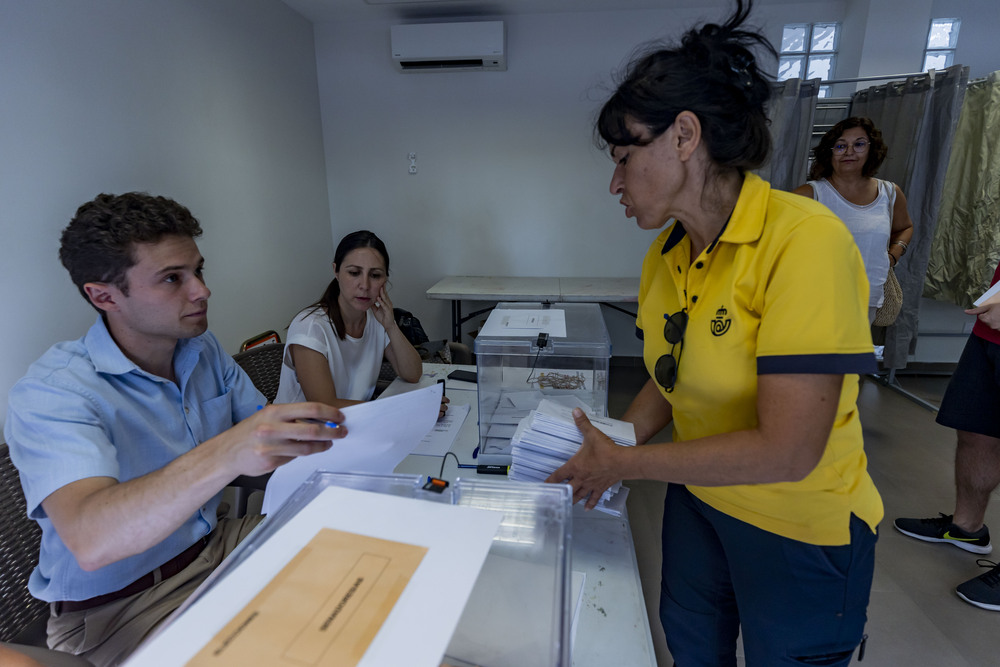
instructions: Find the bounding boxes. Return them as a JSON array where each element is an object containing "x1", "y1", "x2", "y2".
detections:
[{"x1": 808, "y1": 178, "x2": 896, "y2": 308}]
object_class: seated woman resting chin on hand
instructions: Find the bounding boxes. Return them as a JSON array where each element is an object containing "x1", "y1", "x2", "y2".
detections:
[{"x1": 275, "y1": 230, "x2": 444, "y2": 417}]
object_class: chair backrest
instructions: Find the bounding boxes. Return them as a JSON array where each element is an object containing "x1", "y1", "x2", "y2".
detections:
[
  {"x1": 0, "y1": 442, "x2": 48, "y2": 642},
  {"x1": 233, "y1": 344, "x2": 285, "y2": 403},
  {"x1": 239, "y1": 330, "x2": 281, "y2": 353}
]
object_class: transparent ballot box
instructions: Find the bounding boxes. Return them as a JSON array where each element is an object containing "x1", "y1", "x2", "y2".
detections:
[
  {"x1": 144, "y1": 472, "x2": 573, "y2": 667},
  {"x1": 475, "y1": 302, "x2": 611, "y2": 465}
]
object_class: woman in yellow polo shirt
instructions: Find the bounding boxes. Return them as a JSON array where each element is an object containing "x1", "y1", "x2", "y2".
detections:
[{"x1": 546, "y1": 1, "x2": 882, "y2": 664}]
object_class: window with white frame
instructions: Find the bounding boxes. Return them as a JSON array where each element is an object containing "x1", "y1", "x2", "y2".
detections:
[
  {"x1": 923, "y1": 18, "x2": 960, "y2": 72},
  {"x1": 777, "y1": 23, "x2": 839, "y2": 98}
]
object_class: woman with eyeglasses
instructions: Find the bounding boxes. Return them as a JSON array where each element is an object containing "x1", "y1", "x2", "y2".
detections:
[
  {"x1": 793, "y1": 117, "x2": 914, "y2": 323},
  {"x1": 545, "y1": 1, "x2": 881, "y2": 664}
]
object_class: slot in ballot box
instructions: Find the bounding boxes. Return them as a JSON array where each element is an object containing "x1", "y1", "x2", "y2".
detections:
[
  {"x1": 139, "y1": 472, "x2": 574, "y2": 667},
  {"x1": 475, "y1": 302, "x2": 611, "y2": 465}
]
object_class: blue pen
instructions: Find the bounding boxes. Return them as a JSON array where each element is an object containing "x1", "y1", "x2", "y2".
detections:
[
  {"x1": 259, "y1": 405, "x2": 338, "y2": 428},
  {"x1": 301, "y1": 418, "x2": 340, "y2": 428}
]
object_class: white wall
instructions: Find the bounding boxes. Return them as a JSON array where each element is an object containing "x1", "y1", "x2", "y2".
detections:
[
  {"x1": 315, "y1": 9, "x2": 701, "y2": 357},
  {"x1": 311, "y1": 0, "x2": 999, "y2": 360},
  {"x1": 856, "y1": 0, "x2": 934, "y2": 79},
  {"x1": 932, "y1": 0, "x2": 1000, "y2": 78},
  {"x1": 0, "y1": 0, "x2": 333, "y2": 432},
  {"x1": 313, "y1": 4, "x2": 832, "y2": 356},
  {"x1": 3, "y1": 0, "x2": 997, "y2": 432}
]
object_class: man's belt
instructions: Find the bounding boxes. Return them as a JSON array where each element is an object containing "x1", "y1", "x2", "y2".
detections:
[{"x1": 53, "y1": 535, "x2": 210, "y2": 614}]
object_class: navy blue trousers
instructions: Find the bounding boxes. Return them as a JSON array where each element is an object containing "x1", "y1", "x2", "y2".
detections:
[{"x1": 659, "y1": 484, "x2": 877, "y2": 666}]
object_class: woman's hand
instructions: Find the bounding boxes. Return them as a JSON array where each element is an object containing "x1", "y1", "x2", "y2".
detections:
[
  {"x1": 380, "y1": 285, "x2": 423, "y2": 384},
  {"x1": 545, "y1": 408, "x2": 624, "y2": 510},
  {"x1": 966, "y1": 302, "x2": 1000, "y2": 331},
  {"x1": 439, "y1": 395, "x2": 450, "y2": 420},
  {"x1": 370, "y1": 285, "x2": 395, "y2": 329}
]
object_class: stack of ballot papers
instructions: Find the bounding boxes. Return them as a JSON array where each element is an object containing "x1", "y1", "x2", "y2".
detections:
[{"x1": 509, "y1": 398, "x2": 634, "y2": 516}]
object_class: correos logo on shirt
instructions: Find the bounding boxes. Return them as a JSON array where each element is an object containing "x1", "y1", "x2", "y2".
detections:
[{"x1": 711, "y1": 306, "x2": 732, "y2": 337}]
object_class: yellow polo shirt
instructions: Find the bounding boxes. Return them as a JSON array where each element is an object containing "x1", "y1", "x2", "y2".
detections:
[{"x1": 638, "y1": 173, "x2": 883, "y2": 545}]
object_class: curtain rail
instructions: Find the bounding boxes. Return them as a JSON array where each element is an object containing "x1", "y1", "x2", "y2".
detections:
[{"x1": 823, "y1": 72, "x2": 929, "y2": 85}]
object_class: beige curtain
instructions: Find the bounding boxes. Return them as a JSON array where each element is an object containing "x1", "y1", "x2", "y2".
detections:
[{"x1": 924, "y1": 71, "x2": 1000, "y2": 305}]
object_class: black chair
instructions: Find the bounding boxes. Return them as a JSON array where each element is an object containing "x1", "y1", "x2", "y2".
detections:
[
  {"x1": 0, "y1": 442, "x2": 94, "y2": 665},
  {"x1": 231, "y1": 339, "x2": 286, "y2": 514},
  {"x1": 233, "y1": 342, "x2": 285, "y2": 404}
]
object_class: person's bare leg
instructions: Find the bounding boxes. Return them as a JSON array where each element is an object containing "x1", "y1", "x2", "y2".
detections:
[{"x1": 952, "y1": 430, "x2": 1000, "y2": 532}]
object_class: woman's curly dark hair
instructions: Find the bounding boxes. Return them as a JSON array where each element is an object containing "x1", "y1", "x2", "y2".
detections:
[
  {"x1": 808, "y1": 116, "x2": 888, "y2": 180},
  {"x1": 595, "y1": 0, "x2": 775, "y2": 173}
]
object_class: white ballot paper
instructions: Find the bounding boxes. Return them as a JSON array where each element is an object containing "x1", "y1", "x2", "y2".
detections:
[
  {"x1": 479, "y1": 308, "x2": 567, "y2": 338},
  {"x1": 262, "y1": 383, "x2": 443, "y2": 514},
  {"x1": 411, "y1": 403, "x2": 470, "y2": 456},
  {"x1": 126, "y1": 486, "x2": 503, "y2": 667},
  {"x1": 974, "y1": 280, "x2": 1000, "y2": 307},
  {"x1": 510, "y1": 399, "x2": 635, "y2": 516}
]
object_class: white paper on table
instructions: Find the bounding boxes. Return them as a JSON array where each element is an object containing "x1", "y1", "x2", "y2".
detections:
[
  {"x1": 126, "y1": 486, "x2": 503, "y2": 667},
  {"x1": 411, "y1": 403, "x2": 470, "y2": 456},
  {"x1": 262, "y1": 383, "x2": 442, "y2": 514},
  {"x1": 479, "y1": 309, "x2": 567, "y2": 338}
]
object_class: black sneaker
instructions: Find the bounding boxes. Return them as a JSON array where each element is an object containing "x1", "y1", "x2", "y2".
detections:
[
  {"x1": 893, "y1": 513, "x2": 992, "y2": 554},
  {"x1": 957, "y1": 560, "x2": 1000, "y2": 611}
]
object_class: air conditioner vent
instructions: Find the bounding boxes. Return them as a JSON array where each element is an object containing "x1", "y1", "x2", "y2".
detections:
[{"x1": 391, "y1": 21, "x2": 506, "y2": 72}]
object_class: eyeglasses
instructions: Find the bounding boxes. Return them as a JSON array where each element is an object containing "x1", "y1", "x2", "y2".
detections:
[
  {"x1": 654, "y1": 310, "x2": 687, "y2": 393},
  {"x1": 832, "y1": 139, "x2": 870, "y2": 155}
]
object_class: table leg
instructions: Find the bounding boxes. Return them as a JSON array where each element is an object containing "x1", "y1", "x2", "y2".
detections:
[{"x1": 451, "y1": 299, "x2": 462, "y2": 342}]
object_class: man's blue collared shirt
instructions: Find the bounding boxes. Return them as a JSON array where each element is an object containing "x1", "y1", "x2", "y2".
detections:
[{"x1": 4, "y1": 316, "x2": 264, "y2": 602}]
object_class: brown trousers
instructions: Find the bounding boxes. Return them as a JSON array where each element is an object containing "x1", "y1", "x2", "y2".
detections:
[{"x1": 47, "y1": 515, "x2": 264, "y2": 667}]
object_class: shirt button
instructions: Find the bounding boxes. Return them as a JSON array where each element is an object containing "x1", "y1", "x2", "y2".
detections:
[
  {"x1": 695, "y1": 261, "x2": 704, "y2": 269},
  {"x1": 692, "y1": 295, "x2": 699, "y2": 303},
  {"x1": 184, "y1": 406, "x2": 190, "y2": 414}
]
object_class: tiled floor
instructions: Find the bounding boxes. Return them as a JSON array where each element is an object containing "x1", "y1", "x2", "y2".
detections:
[{"x1": 611, "y1": 362, "x2": 999, "y2": 666}]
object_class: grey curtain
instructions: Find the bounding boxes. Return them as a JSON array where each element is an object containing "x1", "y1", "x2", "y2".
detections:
[
  {"x1": 760, "y1": 78, "x2": 820, "y2": 192},
  {"x1": 924, "y1": 71, "x2": 1000, "y2": 306},
  {"x1": 850, "y1": 64, "x2": 969, "y2": 370}
]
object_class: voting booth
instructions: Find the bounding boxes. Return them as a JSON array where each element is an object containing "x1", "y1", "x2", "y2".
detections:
[{"x1": 474, "y1": 303, "x2": 611, "y2": 466}]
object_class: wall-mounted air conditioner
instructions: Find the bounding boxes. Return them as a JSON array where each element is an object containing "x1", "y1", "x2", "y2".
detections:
[{"x1": 390, "y1": 21, "x2": 506, "y2": 72}]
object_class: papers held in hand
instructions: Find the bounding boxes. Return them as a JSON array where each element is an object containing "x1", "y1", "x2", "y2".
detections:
[
  {"x1": 974, "y1": 280, "x2": 1000, "y2": 308},
  {"x1": 509, "y1": 398, "x2": 635, "y2": 516},
  {"x1": 262, "y1": 382, "x2": 443, "y2": 515}
]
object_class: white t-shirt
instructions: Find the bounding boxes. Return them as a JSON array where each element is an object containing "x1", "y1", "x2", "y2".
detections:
[
  {"x1": 274, "y1": 307, "x2": 390, "y2": 403},
  {"x1": 809, "y1": 178, "x2": 896, "y2": 308}
]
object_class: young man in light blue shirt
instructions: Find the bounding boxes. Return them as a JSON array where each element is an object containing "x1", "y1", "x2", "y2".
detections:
[{"x1": 4, "y1": 193, "x2": 345, "y2": 665}]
